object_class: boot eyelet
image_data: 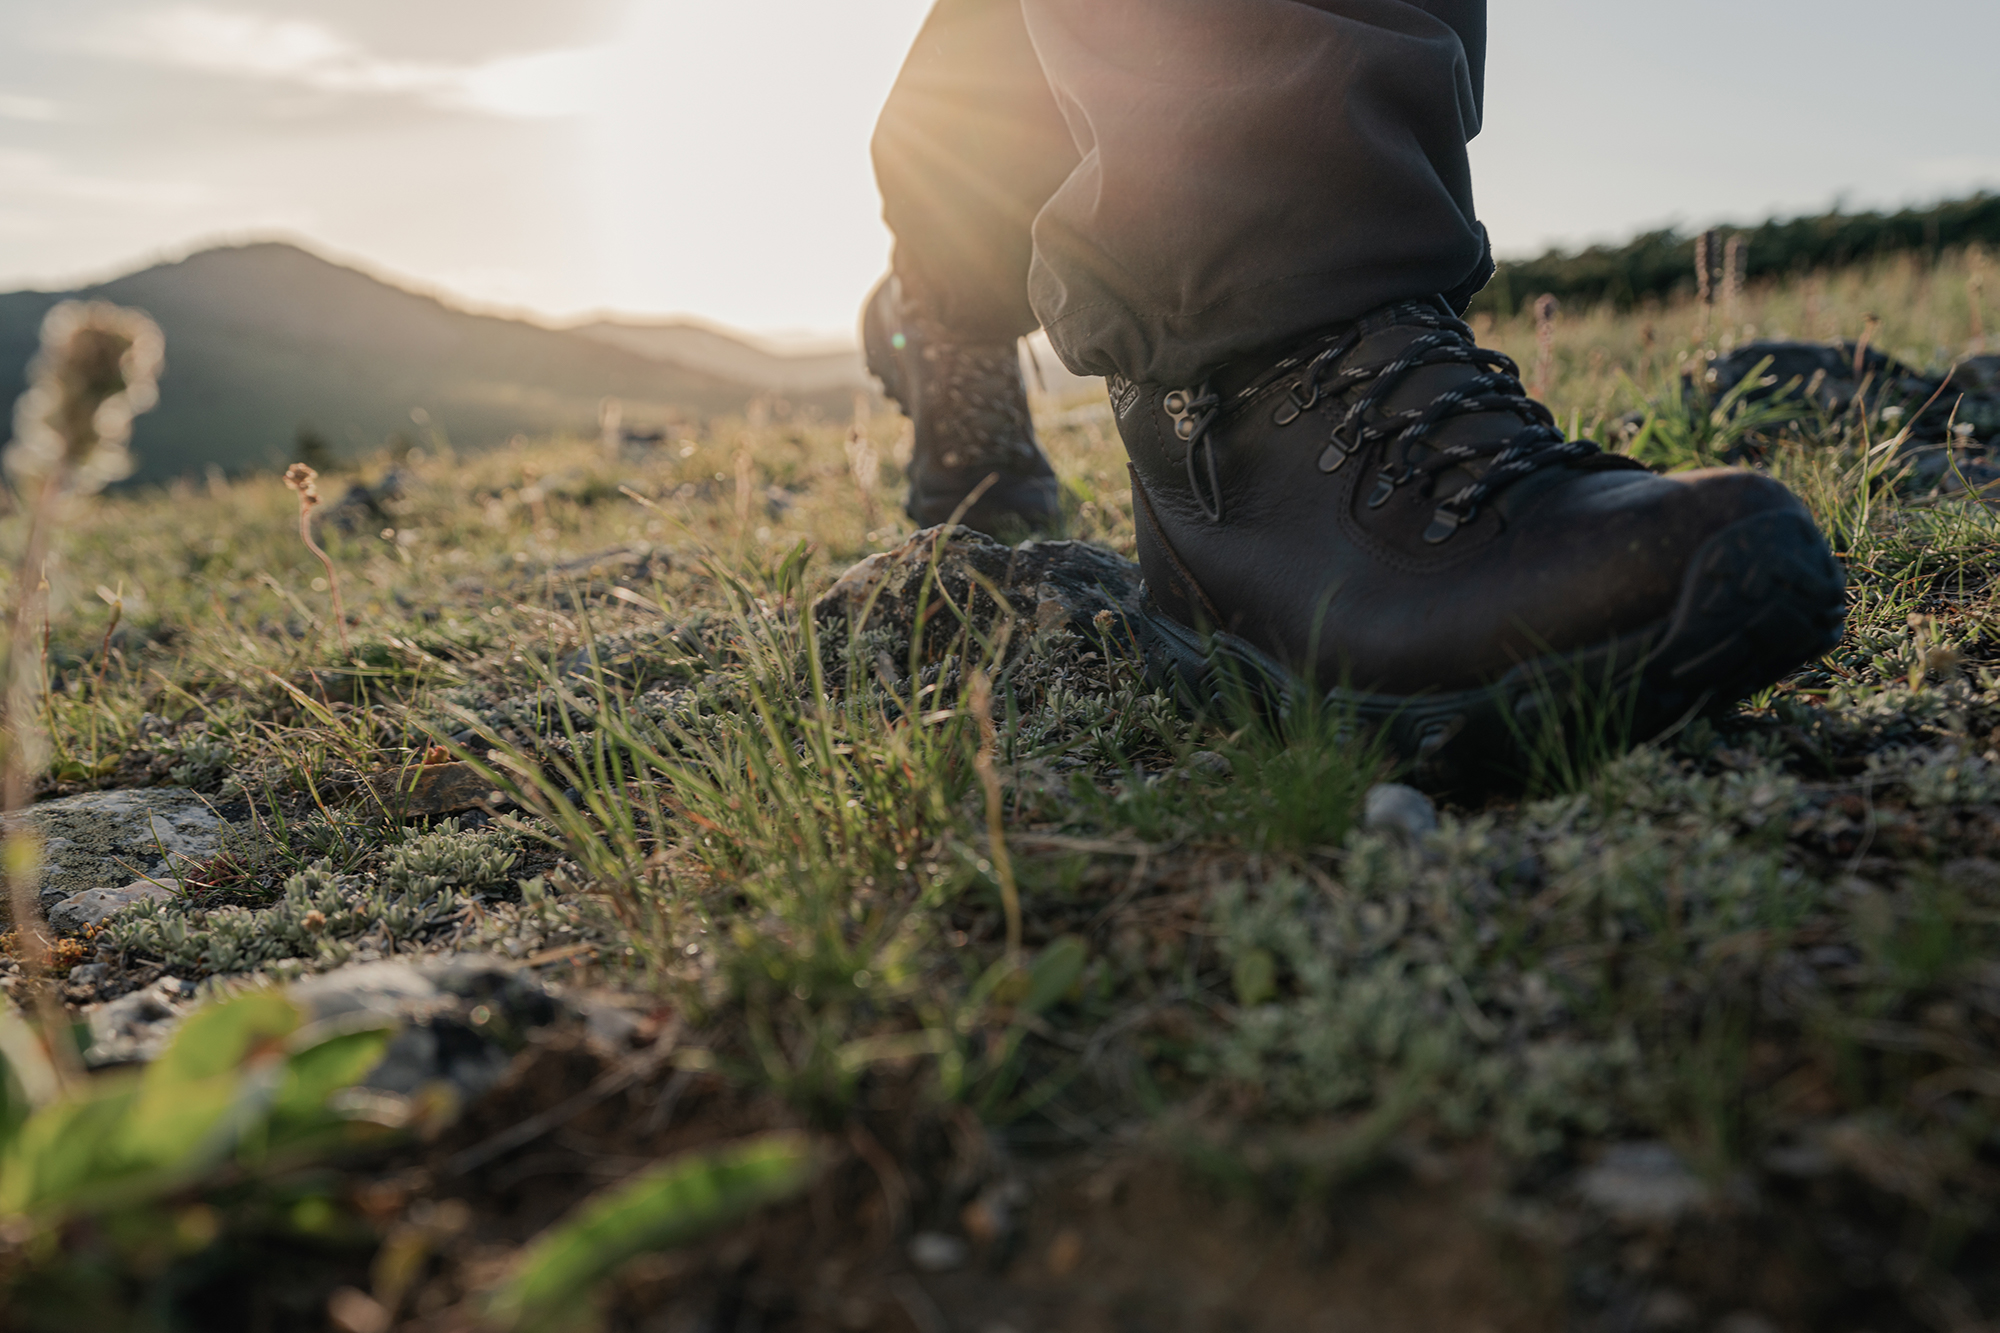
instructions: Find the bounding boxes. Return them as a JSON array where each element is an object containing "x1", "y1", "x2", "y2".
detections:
[
  {"x1": 1175, "y1": 417, "x2": 1197, "y2": 441},
  {"x1": 1164, "y1": 390, "x2": 1188, "y2": 415},
  {"x1": 1423, "y1": 507, "x2": 1465, "y2": 543},
  {"x1": 1366, "y1": 464, "x2": 1415, "y2": 508},
  {"x1": 1318, "y1": 428, "x2": 1360, "y2": 473},
  {"x1": 1273, "y1": 381, "x2": 1319, "y2": 426}
]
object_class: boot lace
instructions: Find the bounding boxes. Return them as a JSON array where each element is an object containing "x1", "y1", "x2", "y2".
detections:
[{"x1": 1172, "y1": 304, "x2": 1605, "y2": 540}]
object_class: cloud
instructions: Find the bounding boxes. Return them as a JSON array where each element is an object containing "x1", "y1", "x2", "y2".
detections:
[
  {"x1": 0, "y1": 95, "x2": 60, "y2": 122},
  {"x1": 0, "y1": 148, "x2": 215, "y2": 243},
  {"x1": 81, "y1": 5, "x2": 606, "y2": 119}
]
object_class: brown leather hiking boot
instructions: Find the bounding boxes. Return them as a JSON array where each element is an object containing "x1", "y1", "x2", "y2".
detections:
[
  {"x1": 1113, "y1": 298, "x2": 1847, "y2": 788},
  {"x1": 862, "y1": 275, "x2": 1061, "y2": 537}
]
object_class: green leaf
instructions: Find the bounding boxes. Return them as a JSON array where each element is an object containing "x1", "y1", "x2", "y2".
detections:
[
  {"x1": 1022, "y1": 936, "x2": 1088, "y2": 1017},
  {"x1": 146, "y1": 990, "x2": 303, "y2": 1087},
  {"x1": 487, "y1": 1132, "x2": 819, "y2": 1333},
  {"x1": 0, "y1": 1008, "x2": 57, "y2": 1148},
  {"x1": 121, "y1": 990, "x2": 305, "y2": 1166},
  {"x1": 268, "y1": 1024, "x2": 397, "y2": 1138},
  {"x1": 0, "y1": 1080, "x2": 143, "y2": 1215}
]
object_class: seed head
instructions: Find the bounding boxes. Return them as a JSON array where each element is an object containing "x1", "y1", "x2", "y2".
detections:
[
  {"x1": 5, "y1": 301, "x2": 163, "y2": 496},
  {"x1": 284, "y1": 462, "x2": 320, "y2": 506}
]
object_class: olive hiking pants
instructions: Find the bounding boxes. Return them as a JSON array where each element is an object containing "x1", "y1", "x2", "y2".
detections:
[{"x1": 872, "y1": 0, "x2": 1492, "y2": 386}]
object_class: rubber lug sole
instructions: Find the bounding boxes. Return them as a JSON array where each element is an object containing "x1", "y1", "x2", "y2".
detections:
[{"x1": 1130, "y1": 509, "x2": 1847, "y2": 794}]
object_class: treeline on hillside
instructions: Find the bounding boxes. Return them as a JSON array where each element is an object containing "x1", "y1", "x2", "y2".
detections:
[{"x1": 1473, "y1": 193, "x2": 2000, "y2": 317}]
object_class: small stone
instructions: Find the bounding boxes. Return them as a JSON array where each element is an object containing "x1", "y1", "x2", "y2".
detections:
[
  {"x1": 367, "y1": 762, "x2": 493, "y2": 816},
  {"x1": 1046, "y1": 1228, "x2": 1085, "y2": 1277},
  {"x1": 1185, "y1": 750, "x2": 1231, "y2": 780},
  {"x1": 1638, "y1": 1289, "x2": 1698, "y2": 1330},
  {"x1": 48, "y1": 878, "x2": 179, "y2": 933},
  {"x1": 1712, "y1": 1314, "x2": 1779, "y2": 1333},
  {"x1": 1363, "y1": 783, "x2": 1437, "y2": 840},
  {"x1": 85, "y1": 976, "x2": 197, "y2": 1066},
  {"x1": 907, "y1": 1231, "x2": 968, "y2": 1273},
  {"x1": 289, "y1": 957, "x2": 560, "y2": 1101},
  {"x1": 1577, "y1": 1141, "x2": 1708, "y2": 1226},
  {"x1": 65, "y1": 962, "x2": 107, "y2": 987}
]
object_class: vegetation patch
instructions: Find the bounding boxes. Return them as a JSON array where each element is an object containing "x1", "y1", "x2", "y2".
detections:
[{"x1": 3, "y1": 250, "x2": 2000, "y2": 1327}]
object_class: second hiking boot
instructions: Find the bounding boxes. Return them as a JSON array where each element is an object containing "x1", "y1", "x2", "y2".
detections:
[
  {"x1": 863, "y1": 275, "x2": 1061, "y2": 538},
  {"x1": 1113, "y1": 298, "x2": 1847, "y2": 788}
]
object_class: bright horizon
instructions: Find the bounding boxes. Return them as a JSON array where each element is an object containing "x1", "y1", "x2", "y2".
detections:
[{"x1": 5, "y1": 0, "x2": 2000, "y2": 342}]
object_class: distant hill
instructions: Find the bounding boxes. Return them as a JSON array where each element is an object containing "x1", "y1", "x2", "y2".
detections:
[
  {"x1": 572, "y1": 319, "x2": 866, "y2": 396},
  {"x1": 0, "y1": 243, "x2": 857, "y2": 485}
]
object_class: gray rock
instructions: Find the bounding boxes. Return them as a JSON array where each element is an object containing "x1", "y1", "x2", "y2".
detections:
[
  {"x1": 85, "y1": 976, "x2": 199, "y2": 1065},
  {"x1": 1362, "y1": 783, "x2": 1438, "y2": 840},
  {"x1": 1638, "y1": 1289, "x2": 1699, "y2": 1331},
  {"x1": 289, "y1": 959, "x2": 455, "y2": 1025},
  {"x1": 291, "y1": 956, "x2": 560, "y2": 1102},
  {"x1": 7, "y1": 788, "x2": 227, "y2": 914},
  {"x1": 907, "y1": 1231, "x2": 968, "y2": 1273},
  {"x1": 1576, "y1": 1141, "x2": 1708, "y2": 1226},
  {"x1": 814, "y1": 527, "x2": 1144, "y2": 665},
  {"x1": 83, "y1": 956, "x2": 566, "y2": 1103},
  {"x1": 1712, "y1": 1315, "x2": 1779, "y2": 1333},
  {"x1": 1701, "y1": 340, "x2": 2000, "y2": 446},
  {"x1": 48, "y1": 878, "x2": 179, "y2": 933},
  {"x1": 1185, "y1": 750, "x2": 1232, "y2": 780}
]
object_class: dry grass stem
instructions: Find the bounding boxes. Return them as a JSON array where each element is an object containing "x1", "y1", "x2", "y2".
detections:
[
  {"x1": 968, "y1": 667, "x2": 1020, "y2": 958},
  {"x1": 284, "y1": 461, "x2": 349, "y2": 653}
]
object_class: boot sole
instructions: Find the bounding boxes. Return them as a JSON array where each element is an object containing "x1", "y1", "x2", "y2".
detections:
[{"x1": 1129, "y1": 509, "x2": 1847, "y2": 792}]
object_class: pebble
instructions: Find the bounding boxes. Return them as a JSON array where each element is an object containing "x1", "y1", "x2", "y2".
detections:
[
  {"x1": 907, "y1": 1231, "x2": 968, "y2": 1273},
  {"x1": 86, "y1": 976, "x2": 200, "y2": 1065},
  {"x1": 1362, "y1": 783, "x2": 1438, "y2": 840},
  {"x1": 48, "y1": 878, "x2": 179, "y2": 933},
  {"x1": 1576, "y1": 1141, "x2": 1708, "y2": 1226},
  {"x1": 1712, "y1": 1315, "x2": 1779, "y2": 1333},
  {"x1": 1184, "y1": 751, "x2": 1231, "y2": 780}
]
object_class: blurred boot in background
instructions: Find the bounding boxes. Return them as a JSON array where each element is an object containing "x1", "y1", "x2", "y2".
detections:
[{"x1": 866, "y1": 0, "x2": 1074, "y2": 536}]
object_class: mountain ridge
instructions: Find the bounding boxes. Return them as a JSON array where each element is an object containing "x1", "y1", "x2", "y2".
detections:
[{"x1": 0, "y1": 242, "x2": 863, "y2": 485}]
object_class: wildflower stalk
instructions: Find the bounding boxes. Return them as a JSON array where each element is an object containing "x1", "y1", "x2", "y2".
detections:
[
  {"x1": 284, "y1": 463, "x2": 349, "y2": 653},
  {"x1": 0, "y1": 302, "x2": 160, "y2": 1036},
  {"x1": 1532, "y1": 294, "x2": 1560, "y2": 404}
]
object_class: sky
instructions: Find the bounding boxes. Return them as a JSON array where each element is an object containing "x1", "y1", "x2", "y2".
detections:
[{"x1": 2, "y1": 0, "x2": 1998, "y2": 341}]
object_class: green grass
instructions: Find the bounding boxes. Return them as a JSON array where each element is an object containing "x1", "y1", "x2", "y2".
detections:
[{"x1": 6, "y1": 246, "x2": 2000, "y2": 1323}]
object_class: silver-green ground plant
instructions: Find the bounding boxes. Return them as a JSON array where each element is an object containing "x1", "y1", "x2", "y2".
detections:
[{"x1": 2, "y1": 249, "x2": 2000, "y2": 1323}]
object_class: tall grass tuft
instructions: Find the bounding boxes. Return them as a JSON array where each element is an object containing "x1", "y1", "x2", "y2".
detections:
[{"x1": 1, "y1": 301, "x2": 162, "y2": 998}]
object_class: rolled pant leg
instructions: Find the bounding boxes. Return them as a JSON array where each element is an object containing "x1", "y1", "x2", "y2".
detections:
[
  {"x1": 871, "y1": 0, "x2": 1080, "y2": 340},
  {"x1": 1021, "y1": 0, "x2": 1490, "y2": 384}
]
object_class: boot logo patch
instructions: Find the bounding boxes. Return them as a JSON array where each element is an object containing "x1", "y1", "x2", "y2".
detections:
[{"x1": 1109, "y1": 375, "x2": 1140, "y2": 419}]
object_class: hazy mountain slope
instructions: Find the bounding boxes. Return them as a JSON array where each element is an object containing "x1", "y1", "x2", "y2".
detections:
[
  {"x1": 0, "y1": 243, "x2": 839, "y2": 485},
  {"x1": 572, "y1": 319, "x2": 866, "y2": 395}
]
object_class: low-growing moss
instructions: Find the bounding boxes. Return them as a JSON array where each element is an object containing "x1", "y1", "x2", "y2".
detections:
[{"x1": 99, "y1": 820, "x2": 524, "y2": 979}]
